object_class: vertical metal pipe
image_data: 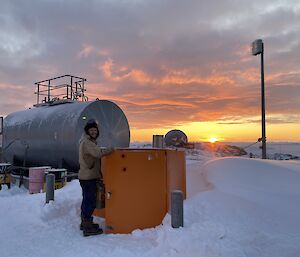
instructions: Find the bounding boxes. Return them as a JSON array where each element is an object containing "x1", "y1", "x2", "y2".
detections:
[
  {"x1": 0, "y1": 116, "x2": 2, "y2": 162},
  {"x1": 82, "y1": 79, "x2": 85, "y2": 101},
  {"x1": 46, "y1": 173, "x2": 55, "y2": 203},
  {"x1": 70, "y1": 77, "x2": 73, "y2": 100},
  {"x1": 70, "y1": 76, "x2": 73, "y2": 100},
  {"x1": 75, "y1": 79, "x2": 78, "y2": 97},
  {"x1": 37, "y1": 84, "x2": 40, "y2": 104},
  {"x1": 0, "y1": 116, "x2": 3, "y2": 135},
  {"x1": 261, "y1": 44, "x2": 267, "y2": 159},
  {"x1": 47, "y1": 80, "x2": 50, "y2": 102},
  {"x1": 171, "y1": 190, "x2": 184, "y2": 228},
  {"x1": 152, "y1": 135, "x2": 164, "y2": 148}
]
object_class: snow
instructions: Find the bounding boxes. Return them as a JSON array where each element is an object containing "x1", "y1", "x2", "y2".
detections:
[
  {"x1": 233, "y1": 142, "x2": 300, "y2": 159},
  {"x1": 1, "y1": 147, "x2": 300, "y2": 257}
]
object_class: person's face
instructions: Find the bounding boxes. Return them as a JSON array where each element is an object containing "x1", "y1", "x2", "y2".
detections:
[{"x1": 88, "y1": 127, "x2": 98, "y2": 139}]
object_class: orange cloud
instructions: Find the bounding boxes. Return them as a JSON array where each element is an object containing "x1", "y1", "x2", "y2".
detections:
[
  {"x1": 101, "y1": 59, "x2": 240, "y2": 87},
  {"x1": 101, "y1": 59, "x2": 155, "y2": 84},
  {"x1": 160, "y1": 73, "x2": 235, "y2": 86}
]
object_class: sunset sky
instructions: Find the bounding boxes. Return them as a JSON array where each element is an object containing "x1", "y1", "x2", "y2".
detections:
[{"x1": 1, "y1": 0, "x2": 300, "y2": 142}]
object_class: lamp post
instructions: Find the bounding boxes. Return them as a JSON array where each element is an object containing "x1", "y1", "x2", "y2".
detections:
[{"x1": 252, "y1": 39, "x2": 267, "y2": 159}]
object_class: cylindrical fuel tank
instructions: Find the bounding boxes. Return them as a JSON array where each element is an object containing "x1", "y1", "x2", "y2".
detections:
[{"x1": 3, "y1": 100, "x2": 130, "y2": 171}]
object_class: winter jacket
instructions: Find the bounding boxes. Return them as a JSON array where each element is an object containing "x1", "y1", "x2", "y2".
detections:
[{"x1": 78, "y1": 134, "x2": 113, "y2": 180}]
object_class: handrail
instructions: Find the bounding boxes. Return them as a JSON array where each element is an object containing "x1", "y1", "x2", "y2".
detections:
[{"x1": 34, "y1": 74, "x2": 86, "y2": 84}]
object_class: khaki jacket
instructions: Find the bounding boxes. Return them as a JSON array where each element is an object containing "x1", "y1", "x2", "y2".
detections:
[{"x1": 78, "y1": 134, "x2": 113, "y2": 180}]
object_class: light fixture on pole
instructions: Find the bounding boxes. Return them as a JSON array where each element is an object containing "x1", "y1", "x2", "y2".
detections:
[{"x1": 251, "y1": 39, "x2": 267, "y2": 159}]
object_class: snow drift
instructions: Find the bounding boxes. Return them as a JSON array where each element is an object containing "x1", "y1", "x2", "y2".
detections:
[{"x1": 1, "y1": 157, "x2": 300, "y2": 257}]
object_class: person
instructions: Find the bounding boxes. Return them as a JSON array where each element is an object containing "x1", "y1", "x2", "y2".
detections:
[{"x1": 78, "y1": 119, "x2": 114, "y2": 236}]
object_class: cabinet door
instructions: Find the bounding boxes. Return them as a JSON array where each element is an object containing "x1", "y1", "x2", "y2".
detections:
[{"x1": 103, "y1": 149, "x2": 167, "y2": 234}]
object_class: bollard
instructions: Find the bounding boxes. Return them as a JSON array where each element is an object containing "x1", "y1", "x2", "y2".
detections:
[
  {"x1": 171, "y1": 190, "x2": 184, "y2": 228},
  {"x1": 45, "y1": 173, "x2": 55, "y2": 203},
  {"x1": 152, "y1": 135, "x2": 164, "y2": 148}
]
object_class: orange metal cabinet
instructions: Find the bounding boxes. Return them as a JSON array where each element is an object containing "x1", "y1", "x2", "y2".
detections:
[{"x1": 94, "y1": 149, "x2": 186, "y2": 234}]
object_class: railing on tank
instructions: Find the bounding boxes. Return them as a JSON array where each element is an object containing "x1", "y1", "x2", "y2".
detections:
[
  {"x1": 0, "y1": 116, "x2": 3, "y2": 162},
  {"x1": 34, "y1": 75, "x2": 88, "y2": 105},
  {"x1": 0, "y1": 116, "x2": 3, "y2": 136}
]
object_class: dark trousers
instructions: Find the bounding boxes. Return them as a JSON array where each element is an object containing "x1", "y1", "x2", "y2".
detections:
[{"x1": 79, "y1": 179, "x2": 97, "y2": 221}]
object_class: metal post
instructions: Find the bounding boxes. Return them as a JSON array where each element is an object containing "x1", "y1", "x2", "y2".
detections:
[
  {"x1": 45, "y1": 173, "x2": 55, "y2": 203},
  {"x1": 0, "y1": 117, "x2": 3, "y2": 162},
  {"x1": 261, "y1": 45, "x2": 267, "y2": 159},
  {"x1": 0, "y1": 116, "x2": 3, "y2": 135},
  {"x1": 82, "y1": 79, "x2": 84, "y2": 101},
  {"x1": 75, "y1": 78, "x2": 78, "y2": 96},
  {"x1": 37, "y1": 84, "x2": 40, "y2": 104},
  {"x1": 171, "y1": 190, "x2": 184, "y2": 228},
  {"x1": 70, "y1": 79, "x2": 73, "y2": 100},
  {"x1": 152, "y1": 135, "x2": 164, "y2": 148},
  {"x1": 70, "y1": 76, "x2": 73, "y2": 100},
  {"x1": 252, "y1": 39, "x2": 267, "y2": 159},
  {"x1": 47, "y1": 80, "x2": 51, "y2": 102}
]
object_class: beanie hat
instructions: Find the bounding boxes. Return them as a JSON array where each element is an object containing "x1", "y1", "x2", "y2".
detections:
[{"x1": 84, "y1": 119, "x2": 99, "y2": 137}]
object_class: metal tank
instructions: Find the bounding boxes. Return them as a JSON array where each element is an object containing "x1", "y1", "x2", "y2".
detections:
[
  {"x1": 2, "y1": 100, "x2": 130, "y2": 171},
  {"x1": 165, "y1": 130, "x2": 188, "y2": 147}
]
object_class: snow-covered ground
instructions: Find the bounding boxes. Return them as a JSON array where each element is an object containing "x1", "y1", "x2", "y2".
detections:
[
  {"x1": 230, "y1": 142, "x2": 300, "y2": 159},
  {"x1": 1, "y1": 145, "x2": 300, "y2": 257}
]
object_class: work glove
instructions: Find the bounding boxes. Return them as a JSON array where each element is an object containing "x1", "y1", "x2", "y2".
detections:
[{"x1": 102, "y1": 147, "x2": 115, "y2": 156}]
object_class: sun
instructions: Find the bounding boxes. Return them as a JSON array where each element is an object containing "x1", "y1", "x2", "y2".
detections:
[{"x1": 208, "y1": 137, "x2": 218, "y2": 143}]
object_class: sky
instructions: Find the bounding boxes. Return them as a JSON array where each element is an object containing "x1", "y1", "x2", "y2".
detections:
[{"x1": 1, "y1": 0, "x2": 300, "y2": 142}]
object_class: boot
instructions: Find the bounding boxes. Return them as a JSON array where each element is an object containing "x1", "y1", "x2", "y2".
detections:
[
  {"x1": 81, "y1": 219, "x2": 103, "y2": 237},
  {"x1": 80, "y1": 216, "x2": 100, "y2": 231}
]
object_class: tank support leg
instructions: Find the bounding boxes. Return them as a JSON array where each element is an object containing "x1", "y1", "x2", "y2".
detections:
[
  {"x1": 46, "y1": 173, "x2": 55, "y2": 203},
  {"x1": 171, "y1": 190, "x2": 184, "y2": 228}
]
